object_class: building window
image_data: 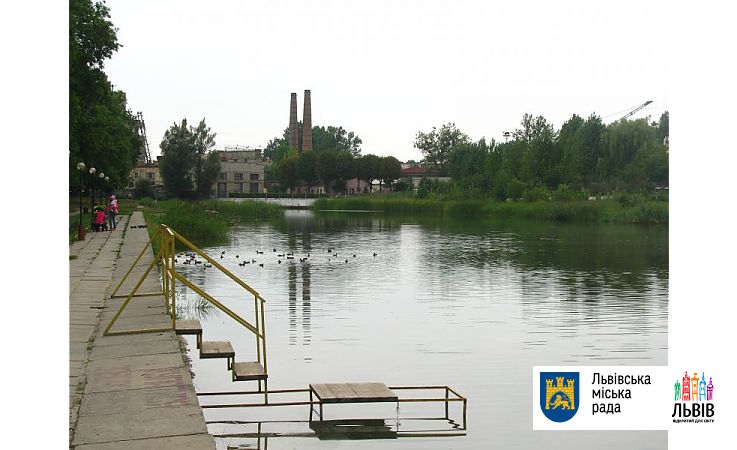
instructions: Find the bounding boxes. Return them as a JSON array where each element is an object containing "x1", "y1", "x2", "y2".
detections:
[
  {"x1": 250, "y1": 182, "x2": 259, "y2": 193},
  {"x1": 235, "y1": 183, "x2": 243, "y2": 193},
  {"x1": 147, "y1": 172, "x2": 154, "y2": 181},
  {"x1": 220, "y1": 172, "x2": 227, "y2": 180},
  {"x1": 250, "y1": 173, "x2": 259, "y2": 181},
  {"x1": 234, "y1": 173, "x2": 244, "y2": 181}
]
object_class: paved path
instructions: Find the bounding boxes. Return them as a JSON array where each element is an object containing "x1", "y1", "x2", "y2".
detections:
[{"x1": 69, "y1": 212, "x2": 214, "y2": 449}]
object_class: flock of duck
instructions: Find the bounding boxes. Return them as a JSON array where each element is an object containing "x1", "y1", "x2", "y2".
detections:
[{"x1": 175, "y1": 247, "x2": 378, "y2": 269}]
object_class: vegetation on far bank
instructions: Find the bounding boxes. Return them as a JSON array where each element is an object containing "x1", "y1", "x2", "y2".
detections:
[{"x1": 313, "y1": 191, "x2": 668, "y2": 225}]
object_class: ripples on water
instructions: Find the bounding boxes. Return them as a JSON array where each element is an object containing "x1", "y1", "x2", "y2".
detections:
[{"x1": 175, "y1": 211, "x2": 668, "y2": 449}]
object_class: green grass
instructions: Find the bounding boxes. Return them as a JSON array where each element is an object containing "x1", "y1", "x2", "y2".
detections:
[{"x1": 313, "y1": 196, "x2": 668, "y2": 225}]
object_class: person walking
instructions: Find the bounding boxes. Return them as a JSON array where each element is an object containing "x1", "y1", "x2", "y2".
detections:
[{"x1": 108, "y1": 194, "x2": 119, "y2": 230}]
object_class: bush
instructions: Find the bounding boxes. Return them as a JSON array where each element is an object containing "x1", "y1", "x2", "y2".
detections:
[
  {"x1": 506, "y1": 178, "x2": 526, "y2": 200},
  {"x1": 523, "y1": 185, "x2": 550, "y2": 202},
  {"x1": 393, "y1": 180, "x2": 410, "y2": 192},
  {"x1": 552, "y1": 184, "x2": 588, "y2": 202}
]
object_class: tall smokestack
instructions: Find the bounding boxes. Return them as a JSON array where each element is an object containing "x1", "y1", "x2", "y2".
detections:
[
  {"x1": 289, "y1": 93, "x2": 298, "y2": 151},
  {"x1": 302, "y1": 89, "x2": 312, "y2": 152}
]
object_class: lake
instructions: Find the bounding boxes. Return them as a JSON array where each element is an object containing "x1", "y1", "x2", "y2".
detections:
[{"x1": 174, "y1": 210, "x2": 668, "y2": 449}]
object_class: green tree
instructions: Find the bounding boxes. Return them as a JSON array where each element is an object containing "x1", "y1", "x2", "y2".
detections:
[
  {"x1": 192, "y1": 119, "x2": 218, "y2": 199},
  {"x1": 378, "y1": 156, "x2": 402, "y2": 191},
  {"x1": 70, "y1": 0, "x2": 139, "y2": 194},
  {"x1": 266, "y1": 123, "x2": 363, "y2": 159},
  {"x1": 333, "y1": 152, "x2": 356, "y2": 193},
  {"x1": 297, "y1": 151, "x2": 319, "y2": 193},
  {"x1": 159, "y1": 119, "x2": 197, "y2": 198},
  {"x1": 356, "y1": 154, "x2": 381, "y2": 193},
  {"x1": 198, "y1": 152, "x2": 221, "y2": 198},
  {"x1": 317, "y1": 151, "x2": 340, "y2": 194},
  {"x1": 414, "y1": 123, "x2": 470, "y2": 174},
  {"x1": 276, "y1": 153, "x2": 299, "y2": 193}
]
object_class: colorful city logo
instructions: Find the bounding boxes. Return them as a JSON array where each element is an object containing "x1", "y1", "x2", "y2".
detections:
[
  {"x1": 674, "y1": 371, "x2": 714, "y2": 402},
  {"x1": 540, "y1": 372, "x2": 579, "y2": 422}
]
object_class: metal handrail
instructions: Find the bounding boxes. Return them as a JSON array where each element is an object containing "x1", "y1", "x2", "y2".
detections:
[{"x1": 104, "y1": 224, "x2": 268, "y2": 374}]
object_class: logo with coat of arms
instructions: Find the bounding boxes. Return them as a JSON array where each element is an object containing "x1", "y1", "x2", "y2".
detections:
[{"x1": 540, "y1": 372, "x2": 579, "y2": 422}]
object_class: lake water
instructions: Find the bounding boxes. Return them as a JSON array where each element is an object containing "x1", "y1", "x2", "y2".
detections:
[{"x1": 174, "y1": 210, "x2": 668, "y2": 449}]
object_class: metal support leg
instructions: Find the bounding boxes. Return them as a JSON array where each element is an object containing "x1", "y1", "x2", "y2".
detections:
[
  {"x1": 264, "y1": 379, "x2": 269, "y2": 404},
  {"x1": 309, "y1": 389, "x2": 314, "y2": 421},
  {"x1": 445, "y1": 386, "x2": 449, "y2": 419}
]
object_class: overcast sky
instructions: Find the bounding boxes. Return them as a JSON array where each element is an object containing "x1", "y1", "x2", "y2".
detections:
[{"x1": 105, "y1": 0, "x2": 668, "y2": 162}]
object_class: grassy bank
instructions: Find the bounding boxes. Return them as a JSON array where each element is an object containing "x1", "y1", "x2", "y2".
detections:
[
  {"x1": 313, "y1": 196, "x2": 668, "y2": 225},
  {"x1": 139, "y1": 198, "x2": 284, "y2": 247}
]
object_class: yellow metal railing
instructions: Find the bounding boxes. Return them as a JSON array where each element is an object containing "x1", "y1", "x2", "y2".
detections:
[{"x1": 104, "y1": 224, "x2": 267, "y2": 376}]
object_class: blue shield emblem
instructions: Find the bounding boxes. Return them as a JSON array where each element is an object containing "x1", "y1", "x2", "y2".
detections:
[{"x1": 540, "y1": 372, "x2": 579, "y2": 422}]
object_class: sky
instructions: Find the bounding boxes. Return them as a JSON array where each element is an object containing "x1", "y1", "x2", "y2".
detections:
[{"x1": 104, "y1": 0, "x2": 668, "y2": 162}]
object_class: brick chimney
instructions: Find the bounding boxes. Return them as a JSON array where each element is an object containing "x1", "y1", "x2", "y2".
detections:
[
  {"x1": 302, "y1": 89, "x2": 312, "y2": 152},
  {"x1": 289, "y1": 92, "x2": 298, "y2": 151}
]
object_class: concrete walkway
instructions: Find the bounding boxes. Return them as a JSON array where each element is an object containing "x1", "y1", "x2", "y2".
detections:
[{"x1": 69, "y1": 212, "x2": 214, "y2": 449}]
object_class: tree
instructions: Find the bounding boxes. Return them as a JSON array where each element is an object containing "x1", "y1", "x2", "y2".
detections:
[
  {"x1": 158, "y1": 118, "x2": 219, "y2": 199},
  {"x1": 192, "y1": 119, "x2": 217, "y2": 199},
  {"x1": 297, "y1": 151, "x2": 319, "y2": 193},
  {"x1": 70, "y1": 0, "x2": 139, "y2": 193},
  {"x1": 198, "y1": 152, "x2": 221, "y2": 198},
  {"x1": 414, "y1": 123, "x2": 470, "y2": 174},
  {"x1": 159, "y1": 119, "x2": 196, "y2": 198},
  {"x1": 266, "y1": 123, "x2": 363, "y2": 158},
  {"x1": 333, "y1": 152, "x2": 355, "y2": 193},
  {"x1": 313, "y1": 126, "x2": 363, "y2": 156},
  {"x1": 377, "y1": 156, "x2": 402, "y2": 191},
  {"x1": 316, "y1": 151, "x2": 340, "y2": 194},
  {"x1": 276, "y1": 153, "x2": 299, "y2": 193},
  {"x1": 356, "y1": 154, "x2": 381, "y2": 193}
]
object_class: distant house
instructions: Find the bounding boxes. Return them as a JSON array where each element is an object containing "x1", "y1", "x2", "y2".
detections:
[
  {"x1": 125, "y1": 157, "x2": 166, "y2": 198},
  {"x1": 400, "y1": 163, "x2": 448, "y2": 188},
  {"x1": 401, "y1": 165, "x2": 428, "y2": 177}
]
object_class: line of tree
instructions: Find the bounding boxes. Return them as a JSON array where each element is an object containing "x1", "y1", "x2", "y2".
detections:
[
  {"x1": 264, "y1": 123, "x2": 401, "y2": 194},
  {"x1": 265, "y1": 122, "x2": 363, "y2": 161},
  {"x1": 158, "y1": 118, "x2": 221, "y2": 199},
  {"x1": 70, "y1": 0, "x2": 140, "y2": 194},
  {"x1": 414, "y1": 112, "x2": 669, "y2": 199},
  {"x1": 275, "y1": 151, "x2": 402, "y2": 194}
]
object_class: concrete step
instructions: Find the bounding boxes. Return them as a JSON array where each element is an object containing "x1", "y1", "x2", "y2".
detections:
[{"x1": 232, "y1": 361, "x2": 268, "y2": 381}]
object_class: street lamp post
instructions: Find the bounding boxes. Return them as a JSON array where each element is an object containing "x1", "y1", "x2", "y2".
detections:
[
  {"x1": 99, "y1": 172, "x2": 105, "y2": 205},
  {"x1": 89, "y1": 167, "x2": 96, "y2": 210},
  {"x1": 77, "y1": 162, "x2": 86, "y2": 240}
]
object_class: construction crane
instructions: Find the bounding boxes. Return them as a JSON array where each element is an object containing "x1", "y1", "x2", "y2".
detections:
[{"x1": 619, "y1": 100, "x2": 653, "y2": 120}]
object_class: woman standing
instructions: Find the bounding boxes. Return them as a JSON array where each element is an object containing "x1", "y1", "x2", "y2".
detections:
[{"x1": 108, "y1": 194, "x2": 119, "y2": 230}]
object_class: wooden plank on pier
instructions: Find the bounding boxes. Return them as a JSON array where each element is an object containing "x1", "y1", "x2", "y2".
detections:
[
  {"x1": 232, "y1": 361, "x2": 267, "y2": 381},
  {"x1": 200, "y1": 341, "x2": 235, "y2": 359},
  {"x1": 310, "y1": 382, "x2": 397, "y2": 404},
  {"x1": 175, "y1": 320, "x2": 202, "y2": 335}
]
